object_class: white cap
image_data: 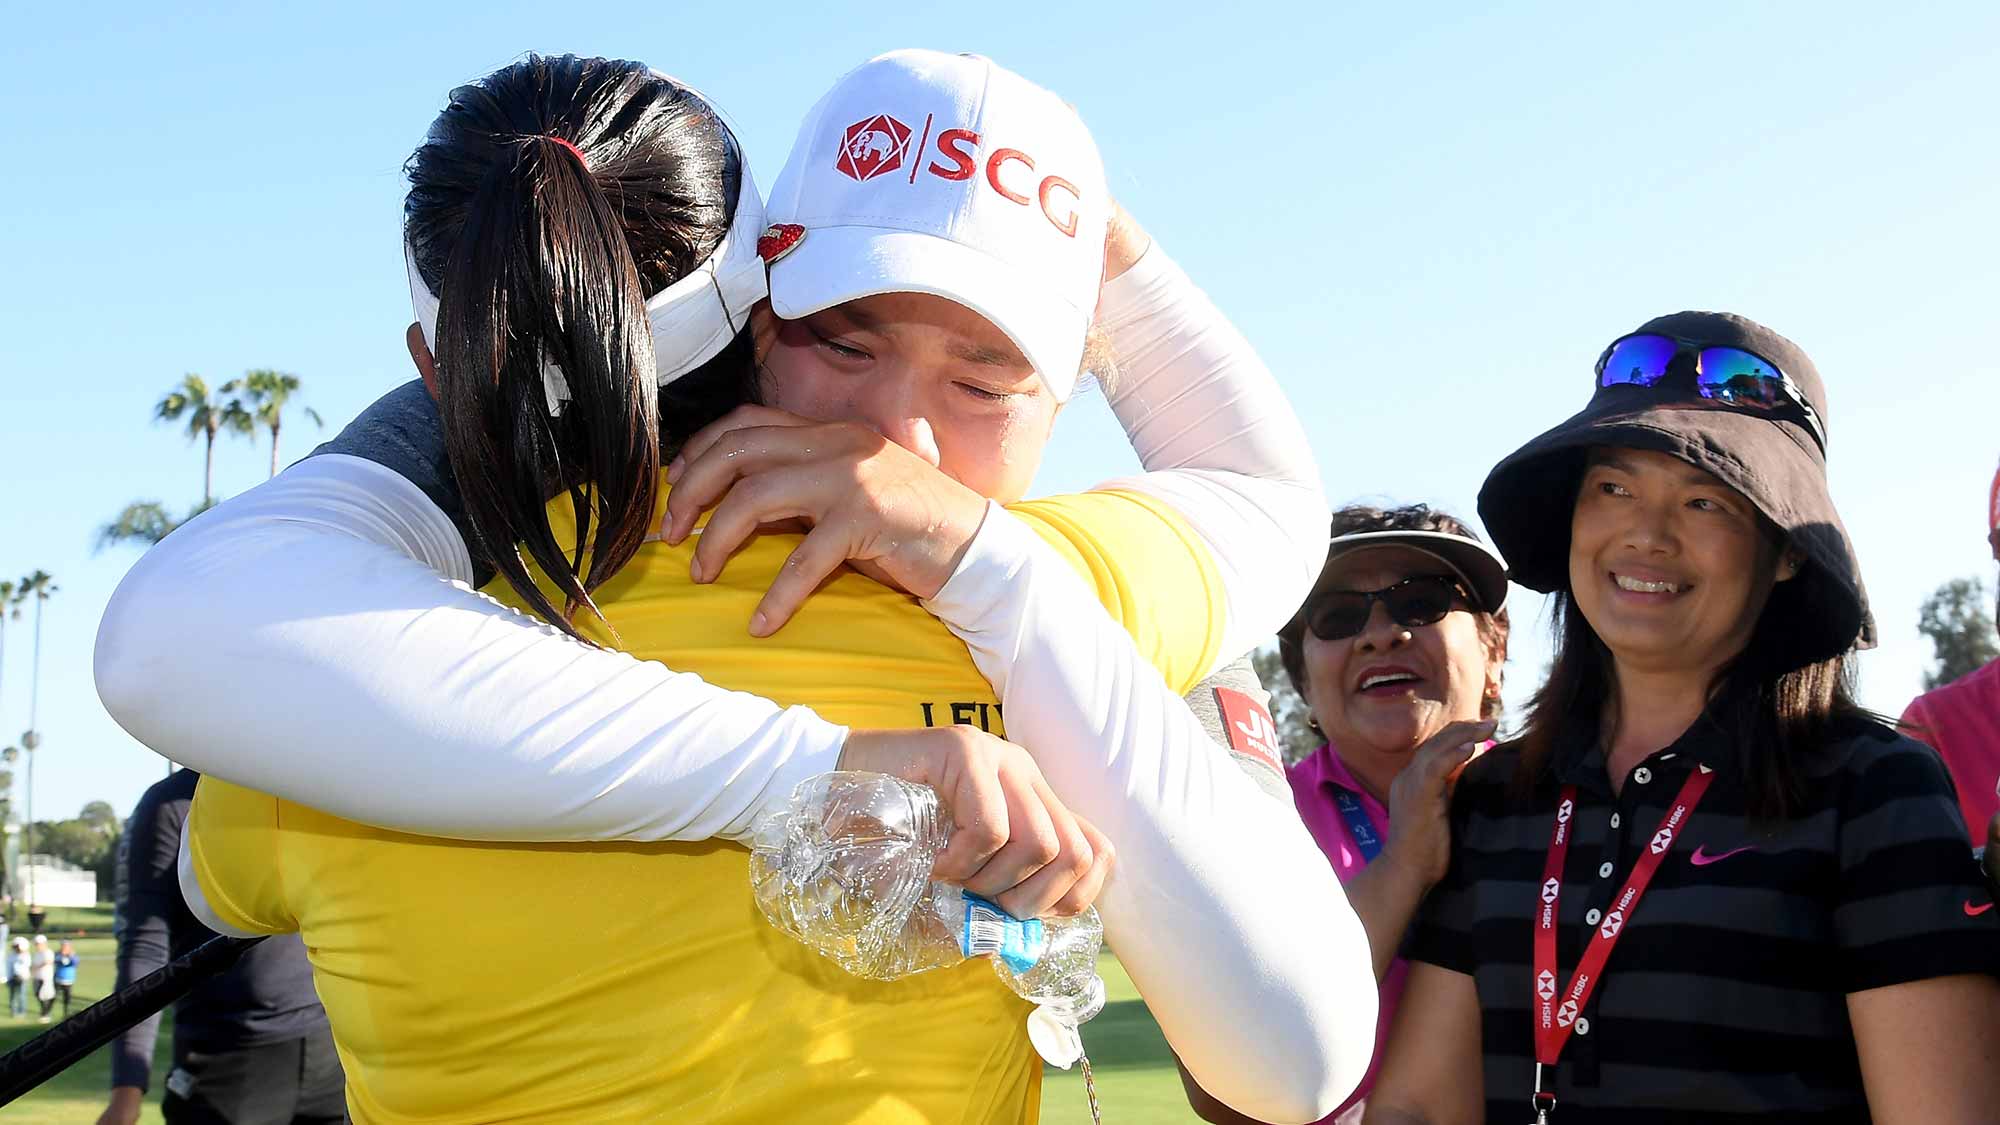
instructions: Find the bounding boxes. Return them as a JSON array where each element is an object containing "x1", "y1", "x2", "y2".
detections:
[{"x1": 762, "y1": 50, "x2": 1109, "y2": 402}]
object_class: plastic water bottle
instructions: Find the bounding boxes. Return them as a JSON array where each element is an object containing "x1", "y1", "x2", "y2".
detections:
[{"x1": 750, "y1": 771, "x2": 1107, "y2": 1066}]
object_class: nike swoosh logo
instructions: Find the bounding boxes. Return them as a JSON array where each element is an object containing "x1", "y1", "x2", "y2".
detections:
[
  {"x1": 1689, "y1": 845, "x2": 1757, "y2": 866},
  {"x1": 1966, "y1": 901, "x2": 1995, "y2": 917}
]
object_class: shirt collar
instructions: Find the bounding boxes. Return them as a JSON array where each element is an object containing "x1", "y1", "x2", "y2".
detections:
[
  {"x1": 1550, "y1": 704, "x2": 1735, "y2": 792},
  {"x1": 1307, "y1": 741, "x2": 1393, "y2": 822}
]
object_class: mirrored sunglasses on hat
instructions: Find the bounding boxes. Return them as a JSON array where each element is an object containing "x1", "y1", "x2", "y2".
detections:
[
  {"x1": 1306, "y1": 575, "x2": 1473, "y2": 642},
  {"x1": 1595, "y1": 333, "x2": 1827, "y2": 450}
]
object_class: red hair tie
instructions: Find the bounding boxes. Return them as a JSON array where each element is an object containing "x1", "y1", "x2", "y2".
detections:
[{"x1": 546, "y1": 134, "x2": 588, "y2": 170}]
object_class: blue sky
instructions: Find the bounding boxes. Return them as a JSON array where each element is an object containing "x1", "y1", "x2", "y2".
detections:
[{"x1": 3, "y1": 3, "x2": 1996, "y2": 821}]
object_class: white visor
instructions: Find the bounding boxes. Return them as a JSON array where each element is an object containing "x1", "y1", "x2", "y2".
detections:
[{"x1": 404, "y1": 133, "x2": 767, "y2": 416}]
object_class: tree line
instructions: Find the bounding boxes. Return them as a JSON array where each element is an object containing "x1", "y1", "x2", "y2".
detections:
[{"x1": 21, "y1": 801, "x2": 123, "y2": 892}]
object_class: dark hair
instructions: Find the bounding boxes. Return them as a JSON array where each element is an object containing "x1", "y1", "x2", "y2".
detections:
[
  {"x1": 1513, "y1": 513, "x2": 1873, "y2": 821},
  {"x1": 405, "y1": 54, "x2": 751, "y2": 638},
  {"x1": 1277, "y1": 503, "x2": 1511, "y2": 722}
]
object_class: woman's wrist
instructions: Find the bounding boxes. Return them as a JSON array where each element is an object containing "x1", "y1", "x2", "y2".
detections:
[{"x1": 1378, "y1": 839, "x2": 1441, "y2": 898}]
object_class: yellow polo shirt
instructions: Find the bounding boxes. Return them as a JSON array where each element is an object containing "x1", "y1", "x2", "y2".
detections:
[{"x1": 187, "y1": 482, "x2": 1222, "y2": 1124}]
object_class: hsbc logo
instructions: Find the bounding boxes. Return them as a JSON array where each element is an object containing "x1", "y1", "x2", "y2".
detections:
[
  {"x1": 829, "y1": 112, "x2": 1084, "y2": 238},
  {"x1": 1536, "y1": 969, "x2": 1556, "y2": 1002},
  {"x1": 1556, "y1": 999, "x2": 1579, "y2": 1027},
  {"x1": 1541, "y1": 877, "x2": 1560, "y2": 905},
  {"x1": 1599, "y1": 910, "x2": 1624, "y2": 938},
  {"x1": 836, "y1": 114, "x2": 914, "y2": 182},
  {"x1": 1557, "y1": 799, "x2": 1573, "y2": 825},
  {"x1": 1650, "y1": 827, "x2": 1675, "y2": 854}
]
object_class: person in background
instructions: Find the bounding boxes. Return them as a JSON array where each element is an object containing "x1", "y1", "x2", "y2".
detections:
[
  {"x1": 1899, "y1": 458, "x2": 2000, "y2": 849},
  {"x1": 53, "y1": 939, "x2": 78, "y2": 1019},
  {"x1": 97, "y1": 768, "x2": 343, "y2": 1125},
  {"x1": 6, "y1": 937, "x2": 26, "y2": 1018},
  {"x1": 1369, "y1": 312, "x2": 2000, "y2": 1122},
  {"x1": 1183, "y1": 504, "x2": 1508, "y2": 1124},
  {"x1": 32, "y1": 934, "x2": 56, "y2": 1023}
]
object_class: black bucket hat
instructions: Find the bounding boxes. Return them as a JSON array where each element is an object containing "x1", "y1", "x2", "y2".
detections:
[{"x1": 1477, "y1": 310, "x2": 1875, "y2": 669}]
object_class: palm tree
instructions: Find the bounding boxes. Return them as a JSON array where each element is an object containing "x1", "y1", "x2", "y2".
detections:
[
  {"x1": 0, "y1": 580, "x2": 17, "y2": 757},
  {"x1": 97, "y1": 495, "x2": 222, "y2": 556},
  {"x1": 97, "y1": 501, "x2": 181, "y2": 551},
  {"x1": 225, "y1": 370, "x2": 322, "y2": 478},
  {"x1": 16, "y1": 571, "x2": 53, "y2": 911},
  {"x1": 155, "y1": 375, "x2": 254, "y2": 506},
  {"x1": 0, "y1": 753, "x2": 14, "y2": 830}
]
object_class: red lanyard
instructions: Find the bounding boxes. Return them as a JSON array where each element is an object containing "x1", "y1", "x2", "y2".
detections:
[{"x1": 1530, "y1": 764, "x2": 1714, "y2": 1121}]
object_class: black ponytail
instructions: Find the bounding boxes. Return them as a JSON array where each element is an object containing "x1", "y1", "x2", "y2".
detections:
[{"x1": 405, "y1": 55, "x2": 742, "y2": 639}]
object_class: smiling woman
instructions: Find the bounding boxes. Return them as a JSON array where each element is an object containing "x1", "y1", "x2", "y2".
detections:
[
  {"x1": 1184, "y1": 503, "x2": 1508, "y2": 1125},
  {"x1": 1367, "y1": 311, "x2": 2000, "y2": 1125},
  {"x1": 1566, "y1": 447, "x2": 1800, "y2": 711}
]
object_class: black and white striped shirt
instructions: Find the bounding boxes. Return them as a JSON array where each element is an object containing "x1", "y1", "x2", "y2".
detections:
[{"x1": 1408, "y1": 712, "x2": 2000, "y2": 1123}]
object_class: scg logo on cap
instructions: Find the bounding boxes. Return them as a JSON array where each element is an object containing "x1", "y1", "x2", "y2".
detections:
[
  {"x1": 832, "y1": 111, "x2": 1083, "y2": 239},
  {"x1": 836, "y1": 114, "x2": 914, "y2": 182}
]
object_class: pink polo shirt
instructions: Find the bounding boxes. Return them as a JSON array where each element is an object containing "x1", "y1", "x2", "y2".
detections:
[
  {"x1": 1287, "y1": 742, "x2": 1407, "y2": 1123},
  {"x1": 1900, "y1": 658, "x2": 2000, "y2": 845}
]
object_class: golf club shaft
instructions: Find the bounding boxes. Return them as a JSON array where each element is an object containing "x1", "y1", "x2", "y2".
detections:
[{"x1": 0, "y1": 934, "x2": 264, "y2": 1106}]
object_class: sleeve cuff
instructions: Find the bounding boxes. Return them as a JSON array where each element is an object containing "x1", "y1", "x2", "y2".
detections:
[
  {"x1": 923, "y1": 501, "x2": 1041, "y2": 660},
  {"x1": 1404, "y1": 927, "x2": 1477, "y2": 976},
  {"x1": 1842, "y1": 930, "x2": 2000, "y2": 993},
  {"x1": 178, "y1": 830, "x2": 267, "y2": 940},
  {"x1": 735, "y1": 707, "x2": 851, "y2": 839}
]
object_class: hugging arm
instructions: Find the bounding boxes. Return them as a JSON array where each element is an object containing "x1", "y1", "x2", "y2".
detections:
[
  {"x1": 1094, "y1": 226, "x2": 1329, "y2": 663},
  {"x1": 928, "y1": 510, "x2": 1376, "y2": 1124},
  {"x1": 95, "y1": 443, "x2": 849, "y2": 843}
]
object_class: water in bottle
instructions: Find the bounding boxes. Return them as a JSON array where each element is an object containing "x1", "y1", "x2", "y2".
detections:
[{"x1": 749, "y1": 771, "x2": 1107, "y2": 1067}]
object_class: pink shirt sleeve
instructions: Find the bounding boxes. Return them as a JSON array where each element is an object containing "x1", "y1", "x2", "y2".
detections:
[{"x1": 1899, "y1": 673, "x2": 2000, "y2": 846}]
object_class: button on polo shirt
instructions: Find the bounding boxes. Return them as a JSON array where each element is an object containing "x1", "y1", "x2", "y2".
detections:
[{"x1": 1408, "y1": 711, "x2": 2000, "y2": 1122}]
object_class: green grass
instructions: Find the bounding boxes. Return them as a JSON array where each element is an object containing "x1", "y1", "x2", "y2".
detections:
[
  {"x1": 1039, "y1": 953, "x2": 1197, "y2": 1123},
  {"x1": 1, "y1": 934, "x2": 170, "y2": 1125},
  {"x1": 1, "y1": 934, "x2": 1182, "y2": 1124}
]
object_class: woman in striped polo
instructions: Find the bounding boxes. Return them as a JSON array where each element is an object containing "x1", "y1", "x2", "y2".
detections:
[{"x1": 1368, "y1": 312, "x2": 2000, "y2": 1123}]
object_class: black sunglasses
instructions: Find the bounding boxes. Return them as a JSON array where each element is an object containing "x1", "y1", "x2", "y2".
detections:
[
  {"x1": 1306, "y1": 575, "x2": 1472, "y2": 642},
  {"x1": 1595, "y1": 332, "x2": 1827, "y2": 451}
]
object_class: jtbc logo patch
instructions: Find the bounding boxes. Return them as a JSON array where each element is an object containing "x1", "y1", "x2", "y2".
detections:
[
  {"x1": 1214, "y1": 688, "x2": 1282, "y2": 771},
  {"x1": 1650, "y1": 827, "x2": 1676, "y2": 854},
  {"x1": 836, "y1": 114, "x2": 914, "y2": 182},
  {"x1": 830, "y1": 111, "x2": 1083, "y2": 238},
  {"x1": 1536, "y1": 970, "x2": 1557, "y2": 1001},
  {"x1": 1541, "y1": 877, "x2": 1560, "y2": 905},
  {"x1": 1599, "y1": 910, "x2": 1625, "y2": 938}
]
